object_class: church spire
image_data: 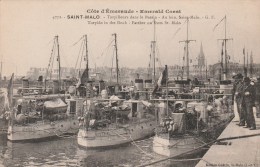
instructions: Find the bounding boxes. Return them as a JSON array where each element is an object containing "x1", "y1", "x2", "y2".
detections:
[{"x1": 198, "y1": 42, "x2": 205, "y2": 66}]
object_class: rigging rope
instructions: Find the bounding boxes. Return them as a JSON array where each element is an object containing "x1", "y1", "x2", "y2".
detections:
[
  {"x1": 51, "y1": 38, "x2": 57, "y2": 80},
  {"x1": 74, "y1": 38, "x2": 84, "y2": 77},
  {"x1": 101, "y1": 38, "x2": 115, "y2": 67},
  {"x1": 171, "y1": 19, "x2": 187, "y2": 40},
  {"x1": 78, "y1": 39, "x2": 86, "y2": 77},
  {"x1": 52, "y1": 38, "x2": 58, "y2": 80},
  {"x1": 147, "y1": 42, "x2": 153, "y2": 79},
  {"x1": 88, "y1": 49, "x2": 96, "y2": 70},
  {"x1": 155, "y1": 43, "x2": 162, "y2": 68},
  {"x1": 72, "y1": 36, "x2": 84, "y2": 46},
  {"x1": 136, "y1": 141, "x2": 211, "y2": 167},
  {"x1": 46, "y1": 37, "x2": 56, "y2": 81},
  {"x1": 129, "y1": 135, "x2": 154, "y2": 158},
  {"x1": 189, "y1": 43, "x2": 195, "y2": 68},
  {"x1": 59, "y1": 45, "x2": 70, "y2": 71}
]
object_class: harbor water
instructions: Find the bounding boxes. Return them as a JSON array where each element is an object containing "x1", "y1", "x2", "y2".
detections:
[{"x1": 0, "y1": 133, "x2": 204, "y2": 167}]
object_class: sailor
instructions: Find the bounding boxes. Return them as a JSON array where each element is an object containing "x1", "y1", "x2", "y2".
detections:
[
  {"x1": 17, "y1": 104, "x2": 22, "y2": 115},
  {"x1": 255, "y1": 76, "x2": 260, "y2": 118},
  {"x1": 93, "y1": 86, "x2": 97, "y2": 96},
  {"x1": 242, "y1": 77, "x2": 256, "y2": 130},
  {"x1": 232, "y1": 73, "x2": 238, "y2": 103},
  {"x1": 158, "y1": 97, "x2": 166, "y2": 124},
  {"x1": 192, "y1": 78, "x2": 200, "y2": 88},
  {"x1": 84, "y1": 111, "x2": 90, "y2": 131},
  {"x1": 232, "y1": 73, "x2": 244, "y2": 126}
]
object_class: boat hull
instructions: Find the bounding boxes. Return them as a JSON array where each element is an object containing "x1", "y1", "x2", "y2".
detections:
[
  {"x1": 0, "y1": 118, "x2": 8, "y2": 134},
  {"x1": 153, "y1": 135, "x2": 204, "y2": 157},
  {"x1": 77, "y1": 119, "x2": 156, "y2": 148},
  {"x1": 153, "y1": 113, "x2": 234, "y2": 157},
  {"x1": 7, "y1": 118, "x2": 79, "y2": 141}
]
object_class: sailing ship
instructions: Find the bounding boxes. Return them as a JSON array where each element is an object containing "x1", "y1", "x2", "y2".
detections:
[
  {"x1": 7, "y1": 36, "x2": 79, "y2": 141},
  {"x1": 152, "y1": 18, "x2": 234, "y2": 157}
]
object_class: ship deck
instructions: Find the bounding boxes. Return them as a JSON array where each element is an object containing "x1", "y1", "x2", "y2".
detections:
[{"x1": 196, "y1": 108, "x2": 260, "y2": 166}]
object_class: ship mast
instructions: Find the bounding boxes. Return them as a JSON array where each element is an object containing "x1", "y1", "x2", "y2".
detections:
[
  {"x1": 247, "y1": 50, "x2": 249, "y2": 76},
  {"x1": 147, "y1": 19, "x2": 156, "y2": 82},
  {"x1": 179, "y1": 18, "x2": 196, "y2": 80},
  {"x1": 243, "y1": 47, "x2": 247, "y2": 77},
  {"x1": 250, "y1": 51, "x2": 253, "y2": 77},
  {"x1": 85, "y1": 35, "x2": 89, "y2": 83},
  {"x1": 152, "y1": 19, "x2": 156, "y2": 83},
  {"x1": 56, "y1": 35, "x2": 61, "y2": 91},
  {"x1": 113, "y1": 33, "x2": 119, "y2": 84},
  {"x1": 216, "y1": 16, "x2": 233, "y2": 80}
]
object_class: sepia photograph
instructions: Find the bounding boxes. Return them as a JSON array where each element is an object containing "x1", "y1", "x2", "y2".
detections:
[{"x1": 0, "y1": 0, "x2": 260, "y2": 166}]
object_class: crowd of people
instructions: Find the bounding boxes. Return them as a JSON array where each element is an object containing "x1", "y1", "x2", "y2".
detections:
[{"x1": 232, "y1": 73, "x2": 260, "y2": 130}]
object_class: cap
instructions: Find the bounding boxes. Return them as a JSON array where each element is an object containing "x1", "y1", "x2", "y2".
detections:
[
  {"x1": 236, "y1": 73, "x2": 243, "y2": 79},
  {"x1": 232, "y1": 73, "x2": 237, "y2": 78},
  {"x1": 233, "y1": 73, "x2": 243, "y2": 79},
  {"x1": 244, "y1": 77, "x2": 251, "y2": 82}
]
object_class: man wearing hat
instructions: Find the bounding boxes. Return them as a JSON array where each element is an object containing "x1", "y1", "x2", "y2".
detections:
[
  {"x1": 255, "y1": 76, "x2": 260, "y2": 118},
  {"x1": 232, "y1": 73, "x2": 245, "y2": 126},
  {"x1": 242, "y1": 77, "x2": 256, "y2": 130}
]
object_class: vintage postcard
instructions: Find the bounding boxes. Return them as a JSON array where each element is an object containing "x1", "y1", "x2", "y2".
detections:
[{"x1": 0, "y1": 0, "x2": 260, "y2": 167}]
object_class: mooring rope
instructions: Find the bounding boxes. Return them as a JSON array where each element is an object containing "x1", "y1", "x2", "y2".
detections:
[
  {"x1": 129, "y1": 135, "x2": 154, "y2": 158},
  {"x1": 137, "y1": 131, "x2": 260, "y2": 167}
]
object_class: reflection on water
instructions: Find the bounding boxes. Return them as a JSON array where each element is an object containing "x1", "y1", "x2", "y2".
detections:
[{"x1": 0, "y1": 134, "x2": 202, "y2": 167}]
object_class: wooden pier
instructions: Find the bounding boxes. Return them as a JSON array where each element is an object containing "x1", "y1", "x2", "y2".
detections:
[{"x1": 196, "y1": 108, "x2": 260, "y2": 167}]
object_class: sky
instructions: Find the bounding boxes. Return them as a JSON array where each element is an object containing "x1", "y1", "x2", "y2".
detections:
[{"x1": 1, "y1": 0, "x2": 260, "y2": 76}]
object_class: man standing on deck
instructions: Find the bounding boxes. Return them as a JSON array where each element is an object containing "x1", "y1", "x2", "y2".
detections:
[
  {"x1": 242, "y1": 77, "x2": 256, "y2": 130},
  {"x1": 232, "y1": 73, "x2": 244, "y2": 126},
  {"x1": 255, "y1": 77, "x2": 260, "y2": 118}
]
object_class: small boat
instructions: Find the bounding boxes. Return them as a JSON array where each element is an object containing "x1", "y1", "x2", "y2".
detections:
[
  {"x1": 6, "y1": 36, "x2": 80, "y2": 141},
  {"x1": 77, "y1": 34, "x2": 157, "y2": 148},
  {"x1": 6, "y1": 95, "x2": 79, "y2": 141},
  {"x1": 0, "y1": 87, "x2": 10, "y2": 134},
  {"x1": 77, "y1": 99, "x2": 156, "y2": 148},
  {"x1": 152, "y1": 99, "x2": 234, "y2": 157},
  {"x1": 153, "y1": 17, "x2": 234, "y2": 157},
  {"x1": 44, "y1": 98, "x2": 68, "y2": 113}
]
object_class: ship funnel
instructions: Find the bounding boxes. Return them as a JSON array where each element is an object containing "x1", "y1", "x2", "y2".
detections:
[
  {"x1": 52, "y1": 80, "x2": 59, "y2": 94},
  {"x1": 144, "y1": 79, "x2": 152, "y2": 89},
  {"x1": 135, "y1": 79, "x2": 143, "y2": 91},
  {"x1": 22, "y1": 78, "x2": 29, "y2": 94}
]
